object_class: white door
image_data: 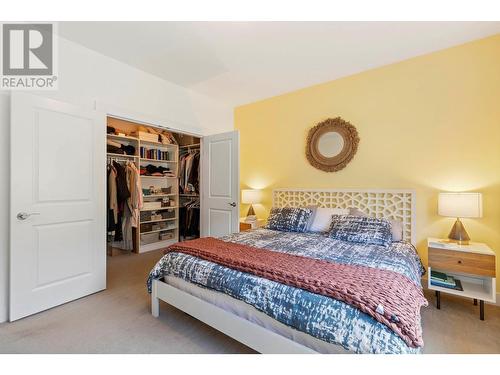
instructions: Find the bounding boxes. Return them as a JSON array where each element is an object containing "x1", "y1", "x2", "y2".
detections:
[
  {"x1": 10, "y1": 93, "x2": 106, "y2": 321},
  {"x1": 201, "y1": 131, "x2": 240, "y2": 237}
]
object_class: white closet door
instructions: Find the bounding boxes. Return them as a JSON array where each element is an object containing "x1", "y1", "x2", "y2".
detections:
[
  {"x1": 200, "y1": 131, "x2": 240, "y2": 237},
  {"x1": 10, "y1": 93, "x2": 106, "y2": 321}
]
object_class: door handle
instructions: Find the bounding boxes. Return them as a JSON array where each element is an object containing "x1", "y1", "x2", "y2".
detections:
[
  {"x1": 16, "y1": 212, "x2": 40, "y2": 221},
  {"x1": 228, "y1": 202, "x2": 237, "y2": 207}
]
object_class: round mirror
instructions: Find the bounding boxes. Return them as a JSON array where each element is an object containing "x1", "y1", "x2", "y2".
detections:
[
  {"x1": 317, "y1": 131, "x2": 344, "y2": 158},
  {"x1": 306, "y1": 117, "x2": 360, "y2": 172}
]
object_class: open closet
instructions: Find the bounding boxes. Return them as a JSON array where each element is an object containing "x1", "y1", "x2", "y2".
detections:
[
  {"x1": 9, "y1": 92, "x2": 238, "y2": 321},
  {"x1": 106, "y1": 116, "x2": 200, "y2": 254}
]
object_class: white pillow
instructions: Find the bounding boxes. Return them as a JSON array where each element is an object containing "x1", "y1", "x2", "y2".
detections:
[{"x1": 309, "y1": 207, "x2": 349, "y2": 232}]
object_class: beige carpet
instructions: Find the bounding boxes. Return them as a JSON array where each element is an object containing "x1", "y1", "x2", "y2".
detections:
[{"x1": 0, "y1": 250, "x2": 499, "y2": 353}]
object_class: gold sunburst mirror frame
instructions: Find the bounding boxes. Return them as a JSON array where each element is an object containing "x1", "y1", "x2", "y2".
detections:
[{"x1": 306, "y1": 117, "x2": 360, "y2": 172}]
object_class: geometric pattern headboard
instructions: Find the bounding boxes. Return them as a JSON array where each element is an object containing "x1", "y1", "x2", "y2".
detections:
[{"x1": 273, "y1": 188, "x2": 416, "y2": 245}]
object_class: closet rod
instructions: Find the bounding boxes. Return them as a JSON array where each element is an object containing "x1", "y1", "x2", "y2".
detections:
[
  {"x1": 107, "y1": 156, "x2": 135, "y2": 163},
  {"x1": 179, "y1": 143, "x2": 200, "y2": 149}
]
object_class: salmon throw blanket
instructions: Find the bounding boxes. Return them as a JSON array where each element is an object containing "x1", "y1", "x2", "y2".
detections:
[{"x1": 165, "y1": 237, "x2": 428, "y2": 348}]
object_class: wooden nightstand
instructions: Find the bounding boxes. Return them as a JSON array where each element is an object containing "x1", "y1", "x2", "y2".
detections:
[
  {"x1": 239, "y1": 218, "x2": 266, "y2": 232},
  {"x1": 427, "y1": 238, "x2": 496, "y2": 320}
]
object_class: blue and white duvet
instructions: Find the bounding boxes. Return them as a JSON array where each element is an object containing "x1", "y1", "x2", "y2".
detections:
[{"x1": 147, "y1": 229, "x2": 426, "y2": 354}]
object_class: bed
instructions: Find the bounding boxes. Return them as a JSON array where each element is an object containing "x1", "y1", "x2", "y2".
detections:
[{"x1": 148, "y1": 189, "x2": 426, "y2": 354}]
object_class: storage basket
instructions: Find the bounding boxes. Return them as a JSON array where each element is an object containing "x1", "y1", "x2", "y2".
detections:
[
  {"x1": 141, "y1": 233, "x2": 159, "y2": 244},
  {"x1": 135, "y1": 131, "x2": 159, "y2": 143},
  {"x1": 140, "y1": 211, "x2": 152, "y2": 222},
  {"x1": 150, "y1": 213, "x2": 162, "y2": 221},
  {"x1": 161, "y1": 186, "x2": 172, "y2": 194},
  {"x1": 143, "y1": 201, "x2": 162, "y2": 210},
  {"x1": 161, "y1": 209, "x2": 175, "y2": 219},
  {"x1": 160, "y1": 232, "x2": 174, "y2": 241},
  {"x1": 141, "y1": 223, "x2": 153, "y2": 233}
]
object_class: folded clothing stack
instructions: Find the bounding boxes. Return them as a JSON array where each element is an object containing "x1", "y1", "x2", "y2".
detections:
[
  {"x1": 139, "y1": 164, "x2": 174, "y2": 177},
  {"x1": 107, "y1": 139, "x2": 136, "y2": 156}
]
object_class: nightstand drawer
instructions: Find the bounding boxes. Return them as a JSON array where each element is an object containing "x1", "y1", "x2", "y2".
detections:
[
  {"x1": 239, "y1": 222, "x2": 252, "y2": 231},
  {"x1": 428, "y1": 247, "x2": 496, "y2": 277}
]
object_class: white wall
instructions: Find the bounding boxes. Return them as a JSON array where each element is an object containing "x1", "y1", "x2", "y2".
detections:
[
  {"x1": 0, "y1": 93, "x2": 10, "y2": 324},
  {"x1": 0, "y1": 36, "x2": 234, "y2": 323}
]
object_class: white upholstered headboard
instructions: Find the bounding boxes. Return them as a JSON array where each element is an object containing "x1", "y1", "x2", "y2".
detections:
[{"x1": 272, "y1": 188, "x2": 416, "y2": 245}]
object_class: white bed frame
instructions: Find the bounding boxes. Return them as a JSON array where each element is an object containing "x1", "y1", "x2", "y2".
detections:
[{"x1": 151, "y1": 188, "x2": 416, "y2": 353}]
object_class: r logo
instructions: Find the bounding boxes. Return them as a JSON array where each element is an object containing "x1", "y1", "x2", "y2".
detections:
[{"x1": 2, "y1": 24, "x2": 53, "y2": 75}]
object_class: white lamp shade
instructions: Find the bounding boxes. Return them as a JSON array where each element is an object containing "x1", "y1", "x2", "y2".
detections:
[
  {"x1": 241, "y1": 189, "x2": 262, "y2": 204},
  {"x1": 438, "y1": 192, "x2": 483, "y2": 218}
]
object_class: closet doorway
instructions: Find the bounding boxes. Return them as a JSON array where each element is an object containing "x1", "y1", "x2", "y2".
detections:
[
  {"x1": 10, "y1": 93, "x2": 239, "y2": 321},
  {"x1": 106, "y1": 116, "x2": 202, "y2": 255}
]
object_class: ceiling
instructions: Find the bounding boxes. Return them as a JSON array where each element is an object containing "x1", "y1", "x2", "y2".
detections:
[{"x1": 58, "y1": 22, "x2": 500, "y2": 106}]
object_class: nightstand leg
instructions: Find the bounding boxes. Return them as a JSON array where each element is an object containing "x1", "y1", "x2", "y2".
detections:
[
  {"x1": 436, "y1": 291, "x2": 441, "y2": 309},
  {"x1": 480, "y1": 300, "x2": 484, "y2": 320},
  {"x1": 473, "y1": 298, "x2": 477, "y2": 306}
]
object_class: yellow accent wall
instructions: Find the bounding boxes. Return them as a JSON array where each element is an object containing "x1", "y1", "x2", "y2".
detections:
[{"x1": 235, "y1": 34, "x2": 500, "y2": 289}]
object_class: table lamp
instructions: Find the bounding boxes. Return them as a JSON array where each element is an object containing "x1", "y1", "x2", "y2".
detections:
[
  {"x1": 241, "y1": 189, "x2": 261, "y2": 222},
  {"x1": 438, "y1": 192, "x2": 482, "y2": 245}
]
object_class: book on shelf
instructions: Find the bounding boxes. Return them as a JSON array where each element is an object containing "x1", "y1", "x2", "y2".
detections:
[
  {"x1": 431, "y1": 275, "x2": 456, "y2": 286},
  {"x1": 430, "y1": 270, "x2": 457, "y2": 287},
  {"x1": 431, "y1": 278, "x2": 463, "y2": 291},
  {"x1": 430, "y1": 270, "x2": 449, "y2": 282},
  {"x1": 431, "y1": 278, "x2": 455, "y2": 287}
]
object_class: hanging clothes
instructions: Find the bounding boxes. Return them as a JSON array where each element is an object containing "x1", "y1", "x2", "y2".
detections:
[
  {"x1": 187, "y1": 152, "x2": 200, "y2": 193},
  {"x1": 126, "y1": 162, "x2": 142, "y2": 228},
  {"x1": 113, "y1": 161, "x2": 130, "y2": 204},
  {"x1": 113, "y1": 160, "x2": 130, "y2": 243},
  {"x1": 107, "y1": 164, "x2": 118, "y2": 232},
  {"x1": 121, "y1": 161, "x2": 141, "y2": 250},
  {"x1": 179, "y1": 152, "x2": 187, "y2": 193},
  {"x1": 107, "y1": 164, "x2": 117, "y2": 233},
  {"x1": 180, "y1": 197, "x2": 200, "y2": 240},
  {"x1": 107, "y1": 160, "x2": 140, "y2": 250},
  {"x1": 179, "y1": 148, "x2": 200, "y2": 194},
  {"x1": 121, "y1": 198, "x2": 134, "y2": 250}
]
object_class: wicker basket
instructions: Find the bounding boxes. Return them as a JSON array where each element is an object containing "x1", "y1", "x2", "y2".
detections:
[
  {"x1": 161, "y1": 186, "x2": 172, "y2": 194},
  {"x1": 140, "y1": 211, "x2": 152, "y2": 222},
  {"x1": 162, "y1": 209, "x2": 176, "y2": 219}
]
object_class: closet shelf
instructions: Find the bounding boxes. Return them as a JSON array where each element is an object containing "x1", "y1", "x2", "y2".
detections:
[
  {"x1": 141, "y1": 174, "x2": 178, "y2": 179},
  {"x1": 140, "y1": 206, "x2": 178, "y2": 211},
  {"x1": 139, "y1": 140, "x2": 178, "y2": 148},
  {"x1": 140, "y1": 217, "x2": 177, "y2": 224},
  {"x1": 140, "y1": 158, "x2": 177, "y2": 163},
  {"x1": 107, "y1": 134, "x2": 139, "y2": 142},
  {"x1": 140, "y1": 227, "x2": 177, "y2": 235},
  {"x1": 139, "y1": 238, "x2": 177, "y2": 253},
  {"x1": 140, "y1": 175, "x2": 177, "y2": 179},
  {"x1": 180, "y1": 143, "x2": 200, "y2": 148},
  {"x1": 107, "y1": 153, "x2": 138, "y2": 159},
  {"x1": 180, "y1": 193, "x2": 199, "y2": 197},
  {"x1": 143, "y1": 194, "x2": 176, "y2": 198}
]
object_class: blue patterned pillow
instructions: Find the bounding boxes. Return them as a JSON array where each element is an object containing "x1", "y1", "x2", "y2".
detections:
[
  {"x1": 266, "y1": 207, "x2": 313, "y2": 233},
  {"x1": 327, "y1": 215, "x2": 393, "y2": 247}
]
